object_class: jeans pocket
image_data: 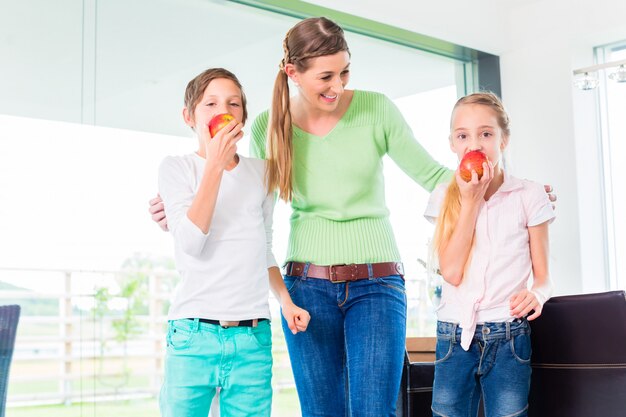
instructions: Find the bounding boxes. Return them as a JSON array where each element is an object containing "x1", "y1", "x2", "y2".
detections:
[
  {"x1": 434, "y1": 337, "x2": 453, "y2": 364},
  {"x1": 374, "y1": 275, "x2": 406, "y2": 294},
  {"x1": 284, "y1": 275, "x2": 302, "y2": 295},
  {"x1": 510, "y1": 332, "x2": 531, "y2": 363},
  {"x1": 251, "y1": 323, "x2": 273, "y2": 348},
  {"x1": 166, "y1": 322, "x2": 195, "y2": 350}
]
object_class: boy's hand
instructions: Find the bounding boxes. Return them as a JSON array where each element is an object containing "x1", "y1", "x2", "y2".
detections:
[
  {"x1": 281, "y1": 302, "x2": 310, "y2": 334},
  {"x1": 203, "y1": 119, "x2": 243, "y2": 171},
  {"x1": 510, "y1": 289, "x2": 542, "y2": 320}
]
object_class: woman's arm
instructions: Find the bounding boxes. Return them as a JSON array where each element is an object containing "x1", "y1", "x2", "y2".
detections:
[
  {"x1": 382, "y1": 95, "x2": 452, "y2": 191},
  {"x1": 249, "y1": 111, "x2": 269, "y2": 159}
]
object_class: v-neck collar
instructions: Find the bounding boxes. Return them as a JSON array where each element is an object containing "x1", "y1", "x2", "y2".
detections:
[{"x1": 293, "y1": 90, "x2": 358, "y2": 140}]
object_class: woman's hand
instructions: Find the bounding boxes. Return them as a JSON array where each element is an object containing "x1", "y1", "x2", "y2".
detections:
[
  {"x1": 281, "y1": 301, "x2": 311, "y2": 335},
  {"x1": 544, "y1": 184, "x2": 557, "y2": 209},
  {"x1": 148, "y1": 194, "x2": 168, "y2": 231}
]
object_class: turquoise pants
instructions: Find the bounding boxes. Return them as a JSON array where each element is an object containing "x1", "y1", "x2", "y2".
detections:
[{"x1": 160, "y1": 318, "x2": 273, "y2": 417}]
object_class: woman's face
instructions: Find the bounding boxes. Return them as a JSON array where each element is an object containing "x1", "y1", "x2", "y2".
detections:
[{"x1": 288, "y1": 51, "x2": 351, "y2": 113}]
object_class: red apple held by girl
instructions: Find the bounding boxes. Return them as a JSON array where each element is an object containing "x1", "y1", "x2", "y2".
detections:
[
  {"x1": 459, "y1": 150, "x2": 488, "y2": 182},
  {"x1": 208, "y1": 113, "x2": 235, "y2": 138}
]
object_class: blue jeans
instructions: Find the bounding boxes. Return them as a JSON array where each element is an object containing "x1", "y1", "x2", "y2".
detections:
[
  {"x1": 160, "y1": 318, "x2": 273, "y2": 417},
  {"x1": 282, "y1": 274, "x2": 407, "y2": 417},
  {"x1": 432, "y1": 319, "x2": 532, "y2": 417}
]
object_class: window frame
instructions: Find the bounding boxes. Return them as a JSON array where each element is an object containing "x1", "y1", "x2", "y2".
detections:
[
  {"x1": 595, "y1": 40, "x2": 626, "y2": 290},
  {"x1": 228, "y1": 0, "x2": 500, "y2": 97}
]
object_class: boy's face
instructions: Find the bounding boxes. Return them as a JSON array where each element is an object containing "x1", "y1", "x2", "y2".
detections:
[{"x1": 185, "y1": 78, "x2": 244, "y2": 133}]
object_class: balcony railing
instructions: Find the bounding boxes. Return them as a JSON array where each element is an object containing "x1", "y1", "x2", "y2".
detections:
[{"x1": 0, "y1": 265, "x2": 435, "y2": 408}]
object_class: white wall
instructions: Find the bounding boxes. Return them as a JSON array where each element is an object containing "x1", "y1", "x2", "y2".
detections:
[
  {"x1": 310, "y1": 0, "x2": 626, "y2": 295},
  {"x1": 499, "y1": 0, "x2": 626, "y2": 294}
]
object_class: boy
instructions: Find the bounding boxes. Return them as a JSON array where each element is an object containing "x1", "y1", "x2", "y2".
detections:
[{"x1": 158, "y1": 68, "x2": 309, "y2": 417}]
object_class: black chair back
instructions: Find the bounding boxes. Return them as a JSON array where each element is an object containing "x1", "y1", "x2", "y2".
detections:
[{"x1": 529, "y1": 291, "x2": 626, "y2": 417}]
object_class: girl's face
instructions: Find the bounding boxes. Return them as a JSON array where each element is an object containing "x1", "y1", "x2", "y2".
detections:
[
  {"x1": 287, "y1": 51, "x2": 351, "y2": 113},
  {"x1": 449, "y1": 103, "x2": 508, "y2": 166},
  {"x1": 184, "y1": 78, "x2": 244, "y2": 132}
]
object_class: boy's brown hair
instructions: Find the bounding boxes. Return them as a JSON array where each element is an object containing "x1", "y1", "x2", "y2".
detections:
[{"x1": 184, "y1": 68, "x2": 248, "y2": 124}]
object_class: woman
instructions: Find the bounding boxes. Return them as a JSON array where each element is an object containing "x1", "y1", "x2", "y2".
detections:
[{"x1": 249, "y1": 17, "x2": 449, "y2": 417}]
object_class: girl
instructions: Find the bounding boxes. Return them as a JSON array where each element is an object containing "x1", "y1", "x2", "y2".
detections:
[
  {"x1": 425, "y1": 92, "x2": 554, "y2": 417},
  {"x1": 158, "y1": 68, "x2": 309, "y2": 417}
]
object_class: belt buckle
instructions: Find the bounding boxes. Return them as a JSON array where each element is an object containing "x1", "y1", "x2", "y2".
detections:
[
  {"x1": 329, "y1": 264, "x2": 359, "y2": 283},
  {"x1": 218, "y1": 319, "x2": 259, "y2": 328}
]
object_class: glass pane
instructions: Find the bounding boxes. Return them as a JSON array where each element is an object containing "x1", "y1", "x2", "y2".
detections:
[
  {"x1": 0, "y1": 0, "x2": 83, "y2": 123},
  {"x1": 598, "y1": 42, "x2": 626, "y2": 290},
  {"x1": 1, "y1": 1, "x2": 469, "y2": 415}
]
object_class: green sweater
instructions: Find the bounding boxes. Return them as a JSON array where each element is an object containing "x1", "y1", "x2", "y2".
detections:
[{"x1": 250, "y1": 90, "x2": 452, "y2": 265}]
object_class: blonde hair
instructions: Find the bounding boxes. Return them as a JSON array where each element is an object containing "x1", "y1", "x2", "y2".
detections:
[
  {"x1": 432, "y1": 92, "x2": 511, "y2": 274},
  {"x1": 266, "y1": 17, "x2": 350, "y2": 201}
]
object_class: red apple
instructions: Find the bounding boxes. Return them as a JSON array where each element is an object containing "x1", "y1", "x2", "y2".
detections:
[
  {"x1": 208, "y1": 113, "x2": 235, "y2": 138},
  {"x1": 459, "y1": 150, "x2": 488, "y2": 182}
]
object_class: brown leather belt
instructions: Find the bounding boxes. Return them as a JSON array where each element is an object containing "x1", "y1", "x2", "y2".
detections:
[{"x1": 284, "y1": 261, "x2": 404, "y2": 283}]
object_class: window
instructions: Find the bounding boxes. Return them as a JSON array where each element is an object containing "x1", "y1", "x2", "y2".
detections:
[
  {"x1": 596, "y1": 41, "x2": 626, "y2": 290},
  {"x1": 0, "y1": 1, "x2": 492, "y2": 415}
]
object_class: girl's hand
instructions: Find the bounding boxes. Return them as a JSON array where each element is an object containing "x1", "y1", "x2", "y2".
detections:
[
  {"x1": 456, "y1": 160, "x2": 494, "y2": 205},
  {"x1": 281, "y1": 302, "x2": 311, "y2": 334},
  {"x1": 203, "y1": 119, "x2": 244, "y2": 171},
  {"x1": 510, "y1": 289, "x2": 542, "y2": 320}
]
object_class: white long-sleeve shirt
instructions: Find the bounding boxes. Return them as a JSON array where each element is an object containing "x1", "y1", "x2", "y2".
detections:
[{"x1": 158, "y1": 153, "x2": 277, "y2": 321}]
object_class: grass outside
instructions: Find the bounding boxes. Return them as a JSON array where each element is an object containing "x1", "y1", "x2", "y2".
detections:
[
  {"x1": 7, "y1": 389, "x2": 302, "y2": 417},
  {"x1": 9, "y1": 318, "x2": 301, "y2": 417}
]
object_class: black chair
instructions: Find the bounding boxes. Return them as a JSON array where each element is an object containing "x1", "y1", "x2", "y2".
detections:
[
  {"x1": 398, "y1": 338, "x2": 488, "y2": 417},
  {"x1": 529, "y1": 290, "x2": 626, "y2": 417},
  {"x1": 397, "y1": 337, "x2": 441, "y2": 417},
  {"x1": 397, "y1": 354, "x2": 435, "y2": 417},
  {"x1": 0, "y1": 305, "x2": 20, "y2": 417}
]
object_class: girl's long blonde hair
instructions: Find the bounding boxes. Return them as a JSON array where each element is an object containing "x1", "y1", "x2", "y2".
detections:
[
  {"x1": 431, "y1": 92, "x2": 511, "y2": 273},
  {"x1": 266, "y1": 17, "x2": 349, "y2": 201}
]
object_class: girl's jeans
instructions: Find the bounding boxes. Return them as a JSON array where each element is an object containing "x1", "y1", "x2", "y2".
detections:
[
  {"x1": 432, "y1": 319, "x2": 532, "y2": 417},
  {"x1": 282, "y1": 274, "x2": 407, "y2": 417}
]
